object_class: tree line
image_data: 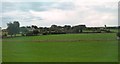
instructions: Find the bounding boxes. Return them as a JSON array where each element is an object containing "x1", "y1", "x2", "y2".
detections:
[{"x1": 1, "y1": 21, "x2": 119, "y2": 38}]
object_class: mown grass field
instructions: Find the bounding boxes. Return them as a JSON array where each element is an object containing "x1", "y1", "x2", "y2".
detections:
[{"x1": 2, "y1": 33, "x2": 118, "y2": 62}]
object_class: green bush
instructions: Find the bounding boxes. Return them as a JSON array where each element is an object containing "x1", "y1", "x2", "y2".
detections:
[
  {"x1": 26, "y1": 32, "x2": 34, "y2": 36},
  {"x1": 117, "y1": 32, "x2": 120, "y2": 37}
]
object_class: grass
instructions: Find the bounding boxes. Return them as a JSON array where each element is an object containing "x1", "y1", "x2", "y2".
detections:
[{"x1": 2, "y1": 33, "x2": 118, "y2": 62}]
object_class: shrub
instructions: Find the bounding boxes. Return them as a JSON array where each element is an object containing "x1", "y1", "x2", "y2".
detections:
[
  {"x1": 21, "y1": 33, "x2": 25, "y2": 36},
  {"x1": 2, "y1": 34, "x2": 7, "y2": 38},
  {"x1": 117, "y1": 32, "x2": 120, "y2": 37},
  {"x1": 26, "y1": 32, "x2": 34, "y2": 36},
  {"x1": 33, "y1": 30, "x2": 39, "y2": 35},
  {"x1": 42, "y1": 33, "x2": 47, "y2": 35}
]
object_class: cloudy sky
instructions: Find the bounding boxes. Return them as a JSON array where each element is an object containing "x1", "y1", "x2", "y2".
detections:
[{"x1": 1, "y1": 0, "x2": 119, "y2": 28}]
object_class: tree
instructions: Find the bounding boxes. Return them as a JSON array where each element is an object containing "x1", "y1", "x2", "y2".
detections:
[
  {"x1": 72, "y1": 25, "x2": 86, "y2": 33},
  {"x1": 7, "y1": 22, "x2": 14, "y2": 37},
  {"x1": 20, "y1": 26, "x2": 29, "y2": 36},
  {"x1": 78, "y1": 25, "x2": 86, "y2": 33},
  {"x1": 50, "y1": 25, "x2": 58, "y2": 33},
  {"x1": 64, "y1": 25, "x2": 71, "y2": 33},
  {"x1": 50, "y1": 25, "x2": 57, "y2": 30},
  {"x1": 33, "y1": 30, "x2": 39, "y2": 35},
  {"x1": 13, "y1": 21, "x2": 20, "y2": 36},
  {"x1": 32, "y1": 25, "x2": 38, "y2": 29},
  {"x1": 7, "y1": 21, "x2": 20, "y2": 37}
]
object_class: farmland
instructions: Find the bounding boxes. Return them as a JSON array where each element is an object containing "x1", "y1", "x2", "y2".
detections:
[{"x1": 2, "y1": 33, "x2": 118, "y2": 62}]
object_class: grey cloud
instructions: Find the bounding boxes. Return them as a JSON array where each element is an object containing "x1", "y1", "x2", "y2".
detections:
[
  {"x1": 1, "y1": 1, "x2": 118, "y2": 28},
  {"x1": 2, "y1": 2, "x2": 75, "y2": 13}
]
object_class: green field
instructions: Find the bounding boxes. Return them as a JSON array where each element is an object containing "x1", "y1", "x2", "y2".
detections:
[{"x1": 2, "y1": 33, "x2": 118, "y2": 62}]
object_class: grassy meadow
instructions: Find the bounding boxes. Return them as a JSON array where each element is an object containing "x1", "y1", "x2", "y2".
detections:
[{"x1": 2, "y1": 33, "x2": 118, "y2": 62}]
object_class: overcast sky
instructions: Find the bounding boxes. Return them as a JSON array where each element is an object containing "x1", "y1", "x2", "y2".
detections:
[{"x1": 1, "y1": 0, "x2": 119, "y2": 28}]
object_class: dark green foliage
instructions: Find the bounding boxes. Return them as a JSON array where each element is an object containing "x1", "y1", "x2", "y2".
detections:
[
  {"x1": 7, "y1": 21, "x2": 20, "y2": 37},
  {"x1": 20, "y1": 27, "x2": 29, "y2": 35},
  {"x1": 26, "y1": 31, "x2": 34, "y2": 36},
  {"x1": 105, "y1": 30, "x2": 111, "y2": 33},
  {"x1": 50, "y1": 32, "x2": 66, "y2": 34},
  {"x1": 2, "y1": 33, "x2": 7, "y2": 38},
  {"x1": 7, "y1": 23, "x2": 14, "y2": 36},
  {"x1": 25, "y1": 30, "x2": 39, "y2": 36},
  {"x1": 32, "y1": 25, "x2": 38, "y2": 29},
  {"x1": 13, "y1": 21, "x2": 20, "y2": 34},
  {"x1": 33, "y1": 30, "x2": 39, "y2": 35},
  {"x1": 72, "y1": 25, "x2": 86, "y2": 33},
  {"x1": 42, "y1": 32, "x2": 48, "y2": 35},
  {"x1": 117, "y1": 32, "x2": 120, "y2": 37}
]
